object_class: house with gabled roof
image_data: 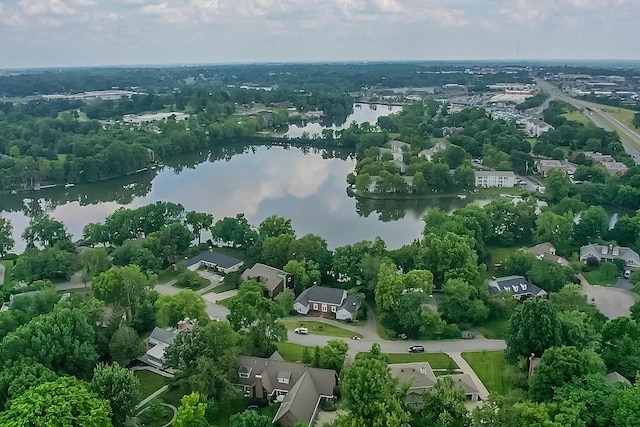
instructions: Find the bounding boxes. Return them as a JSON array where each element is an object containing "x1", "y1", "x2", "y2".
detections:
[
  {"x1": 184, "y1": 250, "x2": 244, "y2": 274},
  {"x1": 235, "y1": 353, "x2": 337, "y2": 427},
  {"x1": 240, "y1": 263, "x2": 292, "y2": 299},
  {"x1": 293, "y1": 286, "x2": 360, "y2": 321},
  {"x1": 488, "y1": 275, "x2": 547, "y2": 299},
  {"x1": 144, "y1": 318, "x2": 194, "y2": 370},
  {"x1": 527, "y1": 242, "x2": 566, "y2": 265},
  {"x1": 580, "y1": 244, "x2": 640, "y2": 271}
]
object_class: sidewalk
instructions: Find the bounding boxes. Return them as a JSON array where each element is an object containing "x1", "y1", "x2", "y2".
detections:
[{"x1": 446, "y1": 352, "x2": 490, "y2": 400}]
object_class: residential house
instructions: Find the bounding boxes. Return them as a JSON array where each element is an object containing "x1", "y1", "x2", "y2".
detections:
[
  {"x1": 184, "y1": 250, "x2": 244, "y2": 274},
  {"x1": 388, "y1": 139, "x2": 410, "y2": 154},
  {"x1": 527, "y1": 243, "x2": 565, "y2": 265},
  {"x1": 584, "y1": 152, "x2": 629, "y2": 175},
  {"x1": 474, "y1": 170, "x2": 515, "y2": 188},
  {"x1": 240, "y1": 263, "x2": 291, "y2": 298},
  {"x1": 235, "y1": 354, "x2": 337, "y2": 427},
  {"x1": 580, "y1": 244, "x2": 640, "y2": 270},
  {"x1": 145, "y1": 318, "x2": 194, "y2": 369},
  {"x1": 525, "y1": 119, "x2": 554, "y2": 137},
  {"x1": 418, "y1": 141, "x2": 448, "y2": 162},
  {"x1": 293, "y1": 286, "x2": 360, "y2": 321},
  {"x1": 606, "y1": 372, "x2": 631, "y2": 386},
  {"x1": 488, "y1": 275, "x2": 547, "y2": 299},
  {"x1": 390, "y1": 362, "x2": 480, "y2": 409},
  {"x1": 535, "y1": 159, "x2": 577, "y2": 178}
]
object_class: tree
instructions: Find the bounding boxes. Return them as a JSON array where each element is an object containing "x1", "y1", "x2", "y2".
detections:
[
  {"x1": 260, "y1": 234, "x2": 294, "y2": 269},
  {"x1": 0, "y1": 377, "x2": 112, "y2": 427},
  {"x1": 227, "y1": 281, "x2": 287, "y2": 355},
  {"x1": 484, "y1": 197, "x2": 536, "y2": 245},
  {"x1": 21, "y1": 214, "x2": 72, "y2": 249},
  {"x1": 440, "y1": 278, "x2": 489, "y2": 325},
  {"x1": 534, "y1": 211, "x2": 574, "y2": 253},
  {"x1": 91, "y1": 363, "x2": 141, "y2": 427},
  {"x1": 174, "y1": 392, "x2": 208, "y2": 427},
  {"x1": 92, "y1": 265, "x2": 157, "y2": 319},
  {"x1": 505, "y1": 300, "x2": 563, "y2": 363},
  {"x1": 274, "y1": 288, "x2": 295, "y2": 317},
  {"x1": 175, "y1": 270, "x2": 209, "y2": 290},
  {"x1": 420, "y1": 376, "x2": 470, "y2": 427},
  {"x1": 0, "y1": 306, "x2": 98, "y2": 378},
  {"x1": 229, "y1": 410, "x2": 272, "y2": 427},
  {"x1": 0, "y1": 217, "x2": 14, "y2": 257},
  {"x1": 527, "y1": 259, "x2": 573, "y2": 293},
  {"x1": 573, "y1": 205, "x2": 608, "y2": 246},
  {"x1": 634, "y1": 112, "x2": 640, "y2": 129},
  {"x1": 108, "y1": 325, "x2": 145, "y2": 366},
  {"x1": 557, "y1": 310, "x2": 600, "y2": 351},
  {"x1": 258, "y1": 215, "x2": 294, "y2": 239},
  {"x1": 545, "y1": 170, "x2": 571, "y2": 203},
  {"x1": 80, "y1": 247, "x2": 112, "y2": 284},
  {"x1": 417, "y1": 232, "x2": 478, "y2": 287},
  {"x1": 156, "y1": 289, "x2": 208, "y2": 327},
  {"x1": 613, "y1": 377, "x2": 640, "y2": 427},
  {"x1": 144, "y1": 223, "x2": 193, "y2": 265},
  {"x1": 289, "y1": 234, "x2": 333, "y2": 278},
  {"x1": 553, "y1": 374, "x2": 619, "y2": 427},
  {"x1": 528, "y1": 346, "x2": 605, "y2": 402},
  {"x1": 13, "y1": 246, "x2": 79, "y2": 282},
  {"x1": 338, "y1": 352, "x2": 410, "y2": 427},
  {"x1": 0, "y1": 358, "x2": 57, "y2": 410},
  {"x1": 320, "y1": 339, "x2": 350, "y2": 373},
  {"x1": 185, "y1": 211, "x2": 213, "y2": 244},
  {"x1": 500, "y1": 250, "x2": 537, "y2": 276},
  {"x1": 164, "y1": 321, "x2": 240, "y2": 403},
  {"x1": 600, "y1": 317, "x2": 640, "y2": 380},
  {"x1": 283, "y1": 259, "x2": 321, "y2": 294}
]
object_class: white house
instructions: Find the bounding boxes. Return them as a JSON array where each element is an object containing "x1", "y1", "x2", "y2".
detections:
[
  {"x1": 580, "y1": 244, "x2": 640, "y2": 270},
  {"x1": 525, "y1": 119, "x2": 554, "y2": 137},
  {"x1": 184, "y1": 251, "x2": 244, "y2": 274},
  {"x1": 293, "y1": 286, "x2": 360, "y2": 321},
  {"x1": 474, "y1": 170, "x2": 515, "y2": 188}
]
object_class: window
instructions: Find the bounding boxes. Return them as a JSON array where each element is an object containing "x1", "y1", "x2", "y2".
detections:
[
  {"x1": 313, "y1": 303, "x2": 318, "y2": 310},
  {"x1": 322, "y1": 304, "x2": 328, "y2": 312},
  {"x1": 331, "y1": 305, "x2": 337, "y2": 313}
]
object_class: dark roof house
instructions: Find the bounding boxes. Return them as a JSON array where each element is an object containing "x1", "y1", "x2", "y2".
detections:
[
  {"x1": 184, "y1": 251, "x2": 244, "y2": 273},
  {"x1": 580, "y1": 244, "x2": 640, "y2": 270},
  {"x1": 527, "y1": 243, "x2": 565, "y2": 265},
  {"x1": 235, "y1": 354, "x2": 337, "y2": 427},
  {"x1": 488, "y1": 275, "x2": 547, "y2": 299},
  {"x1": 293, "y1": 286, "x2": 360, "y2": 321},
  {"x1": 240, "y1": 263, "x2": 291, "y2": 298}
]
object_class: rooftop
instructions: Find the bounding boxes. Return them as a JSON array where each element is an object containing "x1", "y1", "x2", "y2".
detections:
[
  {"x1": 241, "y1": 263, "x2": 287, "y2": 292},
  {"x1": 185, "y1": 250, "x2": 244, "y2": 269}
]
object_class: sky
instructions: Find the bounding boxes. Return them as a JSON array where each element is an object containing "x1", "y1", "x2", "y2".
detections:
[{"x1": 0, "y1": 0, "x2": 639, "y2": 68}]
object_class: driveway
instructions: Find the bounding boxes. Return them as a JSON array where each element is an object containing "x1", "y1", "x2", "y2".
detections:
[
  {"x1": 447, "y1": 352, "x2": 490, "y2": 401},
  {"x1": 578, "y1": 274, "x2": 638, "y2": 318}
]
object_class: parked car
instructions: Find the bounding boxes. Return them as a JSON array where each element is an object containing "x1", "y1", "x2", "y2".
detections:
[
  {"x1": 408, "y1": 345, "x2": 425, "y2": 353},
  {"x1": 294, "y1": 327, "x2": 309, "y2": 335},
  {"x1": 351, "y1": 336, "x2": 361, "y2": 340}
]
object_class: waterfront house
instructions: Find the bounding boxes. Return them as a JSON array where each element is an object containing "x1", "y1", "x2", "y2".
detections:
[
  {"x1": 184, "y1": 250, "x2": 244, "y2": 274},
  {"x1": 293, "y1": 286, "x2": 360, "y2": 321},
  {"x1": 240, "y1": 263, "x2": 291, "y2": 299}
]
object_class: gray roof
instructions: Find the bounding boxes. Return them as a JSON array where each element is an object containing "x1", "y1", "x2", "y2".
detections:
[
  {"x1": 447, "y1": 374, "x2": 480, "y2": 395},
  {"x1": 388, "y1": 140, "x2": 410, "y2": 149},
  {"x1": 240, "y1": 263, "x2": 287, "y2": 292},
  {"x1": 273, "y1": 371, "x2": 320, "y2": 425},
  {"x1": 390, "y1": 363, "x2": 437, "y2": 390},
  {"x1": 295, "y1": 286, "x2": 346, "y2": 306},
  {"x1": 606, "y1": 372, "x2": 631, "y2": 385},
  {"x1": 184, "y1": 251, "x2": 243, "y2": 269},
  {"x1": 528, "y1": 242, "x2": 556, "y2": 257},
  {"x1": 580, "y1": 244, "x2": 640, "y2": 268},
  {"x1": 149, "y1": 327, "x2": 177, "y2": 346},
  {"x1": 475, "y1": 170, "x2": 515, "y2": 177},
  {"x1": 339, "y1": 294, "x2": 361, "y2": 313},
  {"x1": 488, "y1": 275, "x2": 547, "y2": 298}
]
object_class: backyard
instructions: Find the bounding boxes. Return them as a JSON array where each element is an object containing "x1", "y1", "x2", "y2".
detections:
[
  {"x1": 462, "y1": 351, "x2": 512, "y2": 395},
  {"x1": 133, "y1": 370, "x2": 167, "y2": 400},
  {"x1": 355, "y1": 352, "x2": 458, "y2": 370},
  {"x1": 275, "y1": 342, "x2": 315, "y2": 363}
]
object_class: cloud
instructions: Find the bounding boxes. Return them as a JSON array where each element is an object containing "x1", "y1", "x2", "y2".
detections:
[
  {"x1": 18, "y1": 0, "x2": 96, "y2": 15},
  {"x1": 0, "y1": 3, "x2": 26, "y2": 25}
]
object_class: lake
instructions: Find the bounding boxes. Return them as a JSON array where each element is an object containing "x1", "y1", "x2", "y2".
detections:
[{"x1": 0, "y1": 145, "x2": 489, "y2": 253}]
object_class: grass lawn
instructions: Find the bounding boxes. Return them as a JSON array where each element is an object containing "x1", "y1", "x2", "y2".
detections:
[
  {"x1": 282, "y1": 320, "x2": 362, "y2": 339},
  {"x1": 212, "y1": 282, "x2": 237, "y2": 293},
  {"x1": 356, "y1": 352, "x2": 458, "y2": 370},
  {"x1": 275, "y1": 342, "x2": 315, "y2": 363},
  {"x1": 476, "y1": 318, "x2": 509, "y2": 339},
  {"x1": 0, "y1": 260, "x2": 14, "y2": 287},
  {"x1": 134, "y1": 371, "x2": 167, "y2": 400},
  {"x1": 485, "y1": 245, "x2": 522, "y2": 278},
  {"x1": 217, "y1": 295, "x2": 236, "y2": 307},
  {"x1": 583, "y1": 267, "x2": 619, "y2": 286},
  {"x1": 462, "y1": 351, "x2": 512, "y2": 396},
  {"x1": 208, "y1": 399, "x2": 248, "y2": 427},
  {"x1": 156, "y1": 268, "x2": 179, "y2": 284},
  {"x1": 174, "y1": 277, "x2": 210, "y2": 291},
  {"x1": 562, "y1": 110, "x2": 591, "y2": 126},
  {"x1": 597, "y1": 104, "x2": 637, "y2": 129}
]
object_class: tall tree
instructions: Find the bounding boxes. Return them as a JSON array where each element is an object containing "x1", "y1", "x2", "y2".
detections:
[
  {"x1": 417, "y1": 232, "x2": 479, "y2": 287},
  {"x1": 0, "y1": 217, "x2": 14, "y2": 257},
  {"x1": 505, "y1": 300, "x2": 563, "y2": 363},
  {"x1": 600, "y1": 317, "x2": 640, "y2": 381},
  {"x1": 80, "y1": 247, "x2": 112, "y2": 284},
  {"x1": 0, "y1": 377, "x2": 112, "y2": 427},
  {"x1": 185, "y1": 211, "x2": 213, "y2": 244},
  {"x1": 258, "y1": 215, "x2": 295, "y2": 239},
  {"x1": 21, "y1": 214, "x2": 72, "y2": 249},
  {"x1": 420, "y1": 376, "x2": 470, "y2": 427},
  {"x1": 229, "y1": 410, "x2": 272, "y2": 427},
  {"x1": 338, "y1": 351, "x2": 410, "y2": 427},
  {"x1": 320, "y1": 339, "x2": 350, "y2": 373},
  {"x1": 283, "y1": 259, "x2": 321, "y2": 294},
  {"x1": 288, "y1": 233, "x2": 333, "y2": 277},
  {"x1": 92, "y1": 264, "x2": 157, "y2": 319},
  {"x1": 227, "y1": 281, "x2": 287, "y2": 355},
  {"x1": 108, "y1": 325, "x2": 145, "y2": 367},
  {"x1": 174, "y1": 392, "x2": 208, "y2": 427},
  {"x1": 545, "y1": 170, "x2": 571, "y2": 203},
  {"x1": 91, "y1": 363, "x2": 141, "y2": 427},
  {"x1": 573, "y1": 205, "x2": 608, "y2": 246},
  {"x1": 534, "y1": 211, "x2": 574, "y2": 253},
  {"x1": 440, "y1": 278, "x2": 489, "y2": 325},
  {"x1": 155, "y1": 289, "x2": 208, "y2": 327},
  {"x1": 0, "y1": 358, "x2": 57, "y2": 410}
]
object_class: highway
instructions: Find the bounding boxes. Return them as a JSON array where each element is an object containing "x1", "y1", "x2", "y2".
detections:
[{"x1": 536, "y1": 78, "x2": 640, "y2": 163}]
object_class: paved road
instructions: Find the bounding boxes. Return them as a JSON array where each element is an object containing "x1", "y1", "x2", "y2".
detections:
[
  {"x1": 577, "y1": 273, "x2": 638, "y2": 318},
  {"x1": 536, "y1": 78, "x2": 640, "y2": 163}
]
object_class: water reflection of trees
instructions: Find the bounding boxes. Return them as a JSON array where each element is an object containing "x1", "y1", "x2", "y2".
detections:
[{"x1": 354, "y1": 194, "x2": 476, "y2": 222}]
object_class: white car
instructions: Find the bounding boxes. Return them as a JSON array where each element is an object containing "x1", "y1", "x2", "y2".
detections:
[{"x1": 294, "y1": 327, "x2": 309, "y2": 335}]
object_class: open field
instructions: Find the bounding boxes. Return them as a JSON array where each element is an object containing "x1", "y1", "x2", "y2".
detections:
[
  {"x1": 283, "y1": 320, "x2": 362, "y2": 339},
  {"x1": 356, "y1": 352, "x2": 457, "y2": 370},
  {"x1": 562, "y1": 110, "x2": 591, "y2": 126},
  {"x1": 462, "y1": 351, "x2": 512, "y2": 395},
  {"x1": 597, "y1": 105, "x2": 637, "y2": 129}
]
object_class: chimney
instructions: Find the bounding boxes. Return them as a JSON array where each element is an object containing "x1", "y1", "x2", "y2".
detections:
[
  {"x1": 254, "y1": 374, "x2": 264, "y2": 399},
  {"x1": 177, "y1": 318, "x2": 192, "y2": 330}
]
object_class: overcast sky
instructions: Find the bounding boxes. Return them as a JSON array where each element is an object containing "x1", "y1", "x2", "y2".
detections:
[{"x1": 1, "y1": 0, "x2": 639, "y2": 68}]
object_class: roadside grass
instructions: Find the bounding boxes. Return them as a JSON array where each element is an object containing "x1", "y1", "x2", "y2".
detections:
[
  {"x1": 276, "y1": 342, "x2": 315, "y2": 363},
  {"x1": 597, "y1": 104, "x2": 637, "y2": 129},
  {"x1": 282, "y1": 320, "x2": 362, "y2": 339},
  {"x1": 355, "y1": 352, "x2": 458, "y2": 370},
  {"x1": 156, "y1": 268, "x2": 180, "y2": 284},
  {"x1": 583, "y1": 268, "x2": 619, "y2": 286},
  {"x1": 217, "y1": 295, "x2": 236, "y2": 307},
  {"x1": 462, "y1": 351, "x2": 513, "y2": 395},
  {"x1": 212, "y1": 282, "x2": 237, "y2": 293},
  {"x1": 476, "y1": 317, "x2": 509, "y2": 339},
  {"x1": 562, "y1": 110, "x2": 591, "y2": 126},
  {"x1": 134, "y1": 370, "x2": 167, "y2": 400}
]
